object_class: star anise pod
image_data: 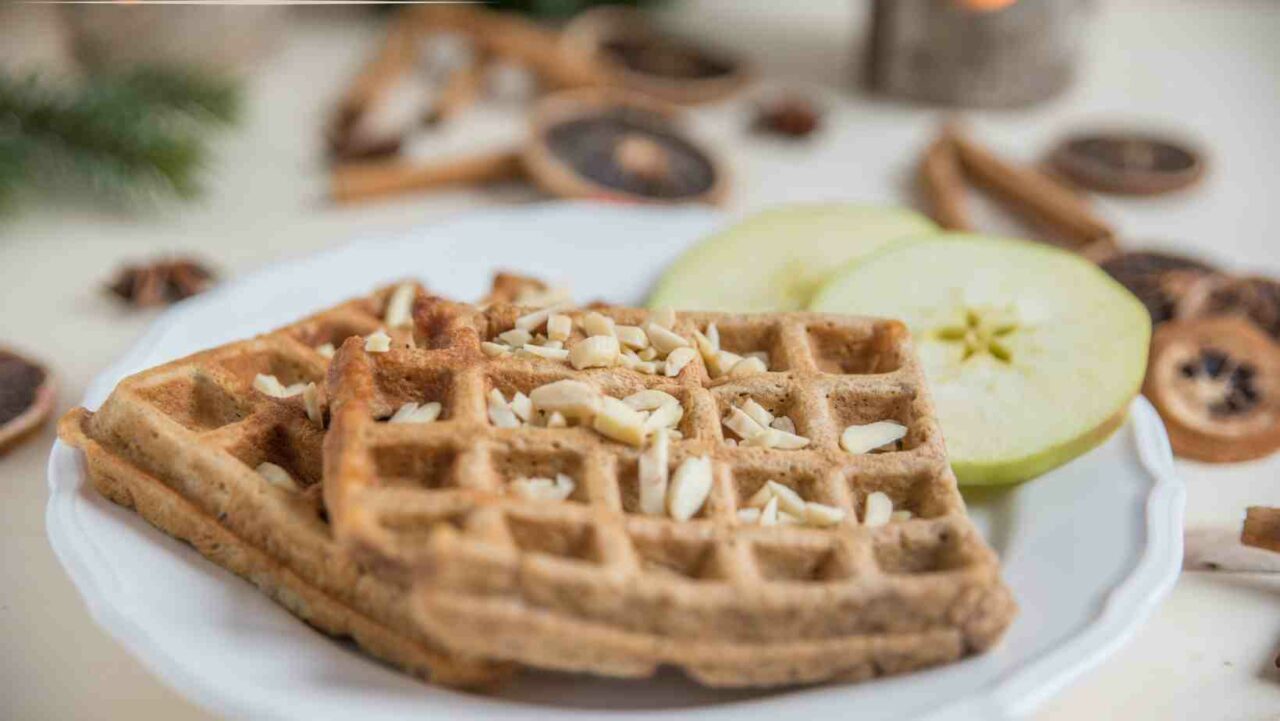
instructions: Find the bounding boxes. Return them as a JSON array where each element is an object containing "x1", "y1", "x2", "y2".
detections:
[
  {"x1": 753, "y1": 96, "x2": 821, "y2": 139},
  {"x1": 107, "y1": 257, "x2": 216, "y2": 307}
]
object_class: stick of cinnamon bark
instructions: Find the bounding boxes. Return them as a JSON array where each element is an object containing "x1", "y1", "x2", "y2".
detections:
[
  {"x1": 1184, "y1": 526, "x2": 1280, "y2": 572},
  {"x1": 425, "y1": 62, "x2": 484, "y2": 127},
  {"x1": 405, "y1": 4, "x2": 605, "y2": 90},
  {"x1": 327, "y1": 15, "x2": 421, "y2": 160},
  {"x1": 1242, "y1": 506, "x2": 1280, "y2": 553},
  {"x1": 919, "y1": 126, "x2": 971, "y2": 231},
  {"x1": 330, "y1": 151, "x2": 524, "y2": 205},
  {"x1": 951, "y1": 130, "x2": 1116, "y2": 247},
  {"x1": 334, "y1": 15, "x2": 419, "y2": 120}
]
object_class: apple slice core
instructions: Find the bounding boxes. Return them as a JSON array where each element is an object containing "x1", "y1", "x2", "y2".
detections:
[{"x1": 810, "y1": 234, "x2": 1151, "y2": 485}]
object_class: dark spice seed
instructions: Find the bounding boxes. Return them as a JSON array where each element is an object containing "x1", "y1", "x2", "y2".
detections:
[
  {"x1": 1201, "y1": 349, "x2": 1228, "y2": 378},
  {"x1": 1235, "y1": 363, "x2": 1256, "y2": 382}
]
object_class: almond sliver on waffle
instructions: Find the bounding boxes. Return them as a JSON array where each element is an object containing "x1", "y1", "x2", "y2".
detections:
[
  {"x1": 57, "y1": 284, "x2": 510, "y2": 688},
  {"x1": 324, "y1": 297, "x2": 1016, "y2": 687}
]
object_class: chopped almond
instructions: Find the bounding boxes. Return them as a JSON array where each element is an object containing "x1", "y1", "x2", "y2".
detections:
[
  {"x1": 302, "y1": 383, "x2": 324, "y2": 426},
  {"x1": 745, "y1": 427, "x2": 810, "y2": 450},
  {"x1": 569, "y1": 335, "x2": 620, "y2": 369},
  {"x1": 840, "y1": 421, "x2": 908, "y2": 455},
  {"x1": 723, "y1": 406, "x2": 767, "y2": 441},
  {"x1": 638, "y1": 429, "x2": 670, "y2": 515},
  {"x1": 583, "y1": 312, "x2": 616, "y2": 338},
  {"x1": 519, "y1": 344, "x2": 570, "y2": 361},
  {"x1": 364, "y1": 330, "x2": 391, "y2": 353},
  {"x1": 645, "y1": 323, "x2": 689, "y2": 356},
  {"x1": 664, "y1": 347, "x2": 697, "y2": 377},
  {"x1": 623, "y1": 389, "x2": 679, "y2": 411},
  {"x1": 592, "y1": 396, "x2": 647, "y2": 446},
  {"x1": 803, "y1": 502, "x2": 846, "y2": 527},
  {"x1": 667, "y1": 456, "x2": 713, "y2": 521},
  {"x1": 529, "y1": 380, "x2": 601, "y2": 420},
  {"x1": 384, "y1": 283, "x2": 416, "y2": 328},
  {"x1": 863, "y1": 491, "x2": 893, "y2": 527},
  {"x1": 547, "y1": 313, "x2": 572, "y2": 342},
  {"x1": 481, "y1": 341, "x2": 510, "y2": 357},
  {"x1": 759, "y1": 495, "x2": 780, "y2": 526},
  {"x1": 740, "y1": 399, "x2": 774, "y2": 428},
  {"x1": 498, "y1": 328, "x2": 533, "y2": 347},
  {"x1": 652, "y1": 307, "x2": 677, "y2": 328},
  {"x1": 257, "y1": 462, "x2": 300, "y2": 492},
  {"x1": 616, "y1": 325, "x2": 649, "y2": 350},
  {"x1": 728, "y1": 355, "x2": 768, "y2": 378}
]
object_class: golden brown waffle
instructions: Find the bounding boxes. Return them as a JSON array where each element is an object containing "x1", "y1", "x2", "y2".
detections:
[
  {"x1": 324, "y1": 297, "x2": 1016, "y2": 687},
  {"x1": 57, "y1": 285, "x2": 510, "y2": 688}
]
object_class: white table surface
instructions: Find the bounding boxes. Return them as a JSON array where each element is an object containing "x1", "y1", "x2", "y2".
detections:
[{"x1": 2, "y1": 2, "x2": 1278, "y2": 719}]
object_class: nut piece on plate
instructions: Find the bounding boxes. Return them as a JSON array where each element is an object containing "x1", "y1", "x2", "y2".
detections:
[
  {"x1": 1143, "y1": 316, "x2": 1280, "y2": 463},
  {"x1": 0, "y1": 347, "x2": 55, "y2": 455}
]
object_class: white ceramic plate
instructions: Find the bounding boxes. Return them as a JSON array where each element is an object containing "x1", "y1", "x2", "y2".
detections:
[{"x1": 47, "y1": 204, "x2": 1184, "y2": 721}]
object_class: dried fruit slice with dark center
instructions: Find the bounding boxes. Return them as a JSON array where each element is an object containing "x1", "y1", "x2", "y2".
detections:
[
  {"x1": 1144, "y1": 317, "x2": 1280, "y2": 463},
  {"x1": 0, "y1": 348, "x2": 56, "y2": 454},
  {"x1": 524, "y1": 92, "x2": 724, "y2": 204},
  {"x1": 1177, "y1": 275, "x2": 1280, "y2": 341},
  {"x1": 1100, "y1": 251, "x2": 1217, "y2": 325},
  {"x1": 563, "y1": 6, "x2": 749, "y2": 105},
  {"x1": 1049, "y1": 132, "x2": 1205, "y2": 195}
]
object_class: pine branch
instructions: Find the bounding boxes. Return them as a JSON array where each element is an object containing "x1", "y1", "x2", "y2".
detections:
[
  {"x1": 0, "y1": 136, "x2": 30, "y2": 209},
  {"x1": 0, "y1": 68, "x2": 242, "y2": 210},
  {"x1": 110, "y1": 66, "x2": 241, "y2": 124}
]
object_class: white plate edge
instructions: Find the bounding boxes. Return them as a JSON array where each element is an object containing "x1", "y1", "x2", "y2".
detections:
[
  {"x1": 43, "y1": 207, "x2": 1186, "y2": 721},
  {"x1": 988, "y1": 396, "x2": 1185, "y2": 718}
]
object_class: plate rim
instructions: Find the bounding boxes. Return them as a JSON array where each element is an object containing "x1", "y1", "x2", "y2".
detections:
[{"x1": 44, "y1": 203, "x2": 1185, "y2": 721}]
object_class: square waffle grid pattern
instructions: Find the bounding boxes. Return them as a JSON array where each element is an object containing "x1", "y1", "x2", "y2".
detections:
[
  {"x1": 57, "y1": 284, "x2": 509, "y2": 688},
  {"x1": 324, "y1": 298, "x2": 1015, "y2": 687}
]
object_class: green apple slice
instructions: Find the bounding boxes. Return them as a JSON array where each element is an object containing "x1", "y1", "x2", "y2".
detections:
[
  {"x1": 647, "y1": 204, "x2": 937, "y2": 311},
  {"x1": 810, "y1": 234, "x2": 1151, "y2": 485}
]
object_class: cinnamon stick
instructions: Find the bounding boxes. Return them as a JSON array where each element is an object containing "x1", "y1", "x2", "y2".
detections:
[
  {"x1": 330, "y1": 151, "x2": 524, "y2": 205},
  {"x1": 404, "y1": 4, "x2": 606, "y2": 91},
  {"x1": 1242, "y1": 506, "x2": 1280, "y2": 553},
  {"x1": 919, "y1": 127, "x2": 971, "y2": 231},
  {"x1": 425, "y1": 62, "x2": 484, "y2": 127},
  {"x1": 951, "y1": 130, "x2": 1116, "y2": 247},
  {"x1": 330, "y1": 15, "x2": 419, "y2": 137},
  {"x1": 1184, "y1": 526, "x2": 1280, "y2": 572}
]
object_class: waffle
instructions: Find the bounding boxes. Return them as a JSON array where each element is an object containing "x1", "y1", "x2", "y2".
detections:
[
  {"x1": 57, "y1": 284, "x2": 510, "y2": 688},
  {"x1": 323, "y1": 295, "x2": 1016, "y2": 687}
]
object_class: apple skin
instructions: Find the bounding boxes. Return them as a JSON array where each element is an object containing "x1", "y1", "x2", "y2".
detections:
[
  {"x1": 952, "y1": 405, "x2": 1131, "y2": 486},
  {"x1": 647, "y1": 204, "x2": 938, "y2": 312}
]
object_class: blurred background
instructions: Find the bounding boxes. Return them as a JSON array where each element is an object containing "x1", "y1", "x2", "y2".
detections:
[{"x1": 1, "y1": 1, "x2": 1278, "y2": 719}]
